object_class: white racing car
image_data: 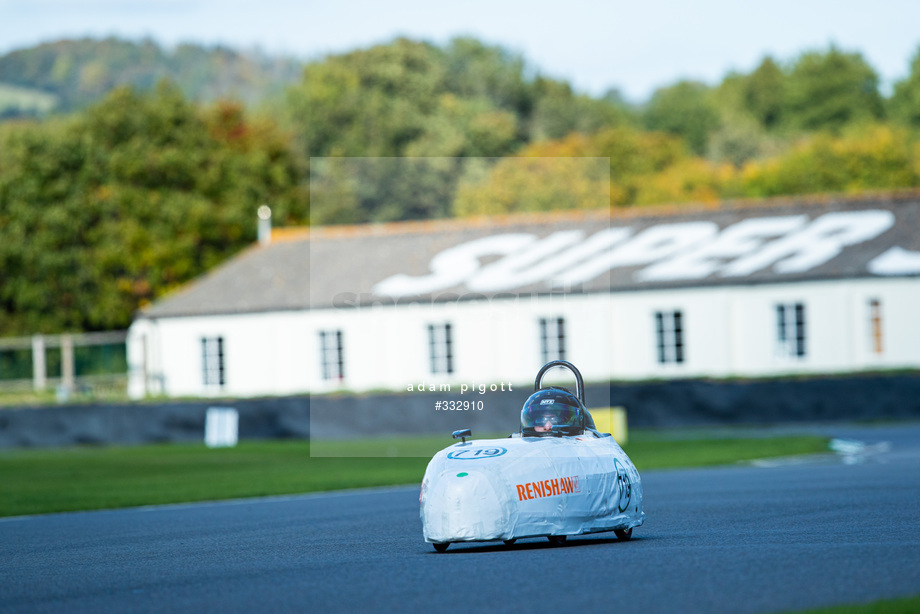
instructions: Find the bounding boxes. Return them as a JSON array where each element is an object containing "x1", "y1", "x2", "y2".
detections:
[{"x1": 420, "y1": 360, "x2": 645, "y2": 552}]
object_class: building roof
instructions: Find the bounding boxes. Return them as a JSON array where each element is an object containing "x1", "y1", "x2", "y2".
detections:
[{"x1": 139, "y1": 192, "x2": 920, "y2": 319}]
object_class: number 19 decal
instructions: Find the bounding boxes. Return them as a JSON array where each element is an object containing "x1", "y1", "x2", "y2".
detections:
[{"x1": 447, "y1": 447, "x2": 508, "y2": 460}]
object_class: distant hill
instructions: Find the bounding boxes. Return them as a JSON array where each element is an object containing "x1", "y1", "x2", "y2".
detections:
[
  {"x1": 0, "y1": 82, "x2": 58, "y2": 119},
  {"x1": 0, "y1": 37, "x2": 304, "y2": 117}
]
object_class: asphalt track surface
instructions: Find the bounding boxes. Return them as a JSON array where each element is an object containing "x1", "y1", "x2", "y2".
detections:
[{"x1": 2, "y1": 424, "x2": 919, "y2": 614}]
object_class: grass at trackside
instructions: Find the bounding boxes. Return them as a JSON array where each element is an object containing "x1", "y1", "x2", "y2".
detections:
[
  {"x1": 0, "y1": 434, "x2": 830, "y2": 518},
  {"x1": 311, "y1": 432, "x2": 831, "y2": 468},
  {"x1": 625, "y1": 434, "x2": 830, "y2": 470},
  {"x1": 801, "y1": 595, "x2": 920, "y2": 613},
  {"x1": 0, "y1": 440, "x2": 429, "y2": 518}
]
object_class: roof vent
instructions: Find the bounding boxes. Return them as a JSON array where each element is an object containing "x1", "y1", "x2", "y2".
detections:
[{"x1": 257, "y1": 205, "x2": 272, "y2": 246}]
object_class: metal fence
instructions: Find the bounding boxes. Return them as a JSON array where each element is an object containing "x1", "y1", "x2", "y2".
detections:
[{"x1": 0, "y1": 331, "x2": 128, "y2": 398}]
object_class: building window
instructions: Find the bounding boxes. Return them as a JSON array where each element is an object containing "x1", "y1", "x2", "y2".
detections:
[
  {"x1": 539, "y1": 317, "x2": 566, "y2": 363},
  {"x1": 202, "y1": 336, "x2": 225, "y2": 388},
  {"x1": 776, "y1": 302, "x2": 806, "y2": 358},
  {"x1": 654, "y1": 310, "x2": 684, "y2": 364},
  {"x1": 869, "y1": 299, "x2": 883, "y2": 354},
  {"x1": 319, "y1": 330, "x2": 344, "y2": 380},
  {"x1": 428, "y1": 323, "x2": 454, "y2": 375}
]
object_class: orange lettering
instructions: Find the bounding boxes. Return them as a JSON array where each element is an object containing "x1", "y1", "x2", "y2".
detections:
[{"x1": 517, "y1": 477, "x2": 581, "y2": 500}]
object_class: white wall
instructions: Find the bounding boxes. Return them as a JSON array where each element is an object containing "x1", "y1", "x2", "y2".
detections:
[{"x1": 128, "y1": 277, "x2": 920, "y2": 399}]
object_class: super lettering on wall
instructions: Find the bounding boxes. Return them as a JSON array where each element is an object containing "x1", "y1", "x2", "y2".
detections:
[
  {"x1": 515, "y1": 476, "x2": 581, "y2": 501},
  {"x1": 373, "y1": 209, "x2": 917, "y2": 297}
]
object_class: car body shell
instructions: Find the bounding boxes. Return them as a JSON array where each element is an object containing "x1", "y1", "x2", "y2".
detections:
[{"x1": 420, "y1": 430, "x2": 644, "y2": 545}]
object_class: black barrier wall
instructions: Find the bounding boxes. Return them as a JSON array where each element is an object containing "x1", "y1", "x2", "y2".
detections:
[
  {"x1": 609, "y1": 375, "x2": 920, "y2": 426},
  {"x1": 0, "y1": 397, "x2": 310, "y2": 448},
  {"x1": 1, "y1": 373, "x2": 920, "y2": 448}
]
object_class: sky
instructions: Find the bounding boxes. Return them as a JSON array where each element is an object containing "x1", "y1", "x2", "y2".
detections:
[{"x1": 0, "y1": 0, "x2": 918, "y2": 102}]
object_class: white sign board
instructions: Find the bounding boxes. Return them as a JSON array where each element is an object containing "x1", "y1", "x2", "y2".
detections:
[{"x1": 205, "y1": 407, "x2": 239, "y2": 448}]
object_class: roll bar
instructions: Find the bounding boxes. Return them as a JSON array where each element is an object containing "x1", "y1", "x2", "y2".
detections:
[{"x1": 534, "y1": 360, "x2": 585, "y2": 406}]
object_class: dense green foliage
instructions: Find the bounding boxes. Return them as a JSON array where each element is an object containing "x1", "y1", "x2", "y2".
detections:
[
  {"x1": 783, "y1": 47, "x2": 885, "y2": 132},
  {"x1": 0, "y1": 434, "x2": 829, "y2": 517},
  {"x1": 289, "y1": 37, "x2": 633, "y2": 223},
  {"x1": 643, "y1": 80, "x2": 721, "y2": 155},
  {"x1": 0, "y1": 37, "x2": 302, "y2": 116},
  {"x1": 1, "y1": 36, "x2": 920, "y2": 336},
  {"x1": 458, "y1": 44, "x2": 920, "y2": 213},
  {"x1": 889, "y1": 48, "x2": 920, "y2": 128},
  {"x1": 0, "y1": 82, "x2": 306, "y2": 333}
]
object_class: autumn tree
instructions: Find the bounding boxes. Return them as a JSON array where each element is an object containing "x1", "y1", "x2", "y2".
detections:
[
  {"x1": 452, "y1": 126, "x2": 686, "y2": 215},
  {"x1": 740, "y1": 124, "x2": 919, "y2": 197},
  {"x1": 0, "y1": 82, "x2": 305, "y2": 335}
]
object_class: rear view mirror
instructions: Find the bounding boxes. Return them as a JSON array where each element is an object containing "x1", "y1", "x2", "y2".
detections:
[{"x1": 452, "y1": 429, "x2": 472, "y2": 444}]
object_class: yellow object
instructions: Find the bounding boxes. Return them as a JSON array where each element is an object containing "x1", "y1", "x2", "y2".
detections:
[{"x1": 589, "y1": 407, "x2": 628, "y2": 444}]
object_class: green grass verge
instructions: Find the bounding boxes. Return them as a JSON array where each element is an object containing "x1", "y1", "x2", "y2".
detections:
[
  {"x1": 625, "y1": 434, "x2": 830, "y2": 469},
  {"x1": 800, "y1": 595, "x2": 920, "y2": 613},
  {"x1": 0, "y1": 435, "x2": 829, "y2": 518}
]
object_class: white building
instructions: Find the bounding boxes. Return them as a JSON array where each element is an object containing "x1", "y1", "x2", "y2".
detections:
[{"x1": 127, "y1": 195, "x2": 920, "y2": 399}]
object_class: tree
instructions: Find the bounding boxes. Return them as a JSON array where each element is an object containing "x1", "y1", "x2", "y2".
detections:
[
  {"x1": 310, "y1": 157, "x2": 463, "y2": 223},
  {"x1": 742, "y1": 57, "x2": 786, "y2": 129},
  {"x1": 739, "y1": 124, "x2": 919, "y2": 197},
  {"x1": 441, "y1": 37, "x2": 534, "y2": 128},
  {"x1": 286, "y1": 38, "x2": 448, "y2": 158},
  {"x1": 783, "y1": 46, "x2": 884, "y2": 132},
  {"x1": 528, "y1": 78, "x2": 631, "y2": 141},
  {"x1": 634, "y1": 158, "x2": 736, "y2": 206},
  {"x1": 452, "y1": 126, "x2": 686, "y2": 215},
  {"x1": 453, "y1": 154, "x2": 610, "y2": 217},
  {"x1": 286, "y1": 37, "x2": 633, "y2": 223},
  {"x1": 0, "y1": 82, "x2": 305, "y2": 335},
  {"x1": 889, "y1": 46, "x2": 920, "y2": 128},
  {"x1": 642, "y1": 81, "x2": 721, "y2": 155}
]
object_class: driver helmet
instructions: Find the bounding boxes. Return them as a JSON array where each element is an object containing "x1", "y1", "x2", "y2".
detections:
[{"x1": 521, "y1": 387, "x2": 586, "y2": 437}]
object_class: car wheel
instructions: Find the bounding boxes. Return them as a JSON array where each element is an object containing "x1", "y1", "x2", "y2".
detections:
[
  {"x1": 547, "y1": 535, "x2": 567, "y2": 545},
  {"x1": 615, "y1": 528, "x2": 633, "y2": 541},
  {"x1": 503, "y1": 539, "x2": 516, "y2": 546},
  {"x1": 432, "y1": 542, "x2": 449, "y2": 553}
]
